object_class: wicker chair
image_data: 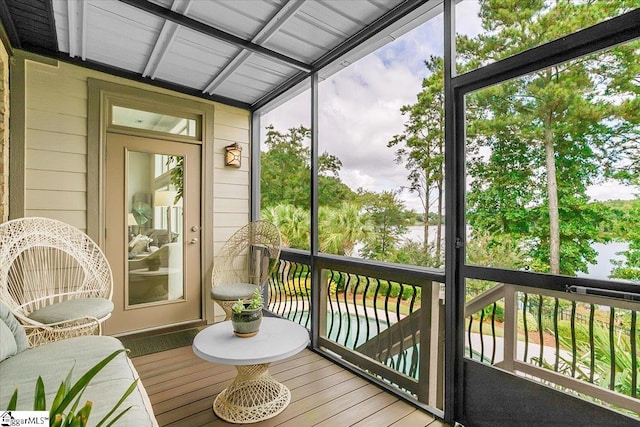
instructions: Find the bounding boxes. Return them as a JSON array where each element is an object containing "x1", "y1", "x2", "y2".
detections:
[
  {"x1": 0, "y1": 217, "x2": 114, "y2": 346},
  {"x1": 211, "y1": 221, "x2": 281, "y2": 320}
]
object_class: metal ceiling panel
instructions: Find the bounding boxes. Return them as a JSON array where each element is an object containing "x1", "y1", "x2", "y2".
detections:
[
  {"x1": 52, "y1": 4, "x2": 68, "y2": 53},
  {"x1": 153, "y1": 27, "x2": 239, "y2": 90},
  {"x1": 85, "y1": 2, "x2": 165, "y2": 73},
  {"x1": 263, "y1": 0, "x2": 392, "y2": 63},
  {"x1": 213, "y1": 76, "x2": 270, "y2": 104},
  {"x1": 204, "y1": 54, "x2": 299, "y2": 100},
  {"x1": 213, "y1": 55, "x2": 299, "y2": 103},
  {"x1": 186, "y1": 0, "x2": 284, "y2": 41},
  {"x1": 233, "y1": 57, "x2": 294, "y2": 89}
]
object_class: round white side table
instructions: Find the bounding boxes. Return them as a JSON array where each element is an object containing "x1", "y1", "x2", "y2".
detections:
[{"x1": 192, "y1": 316, "x2": 310, "y2": 423}]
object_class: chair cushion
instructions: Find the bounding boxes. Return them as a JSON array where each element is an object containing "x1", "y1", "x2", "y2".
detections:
[
  {"x1": 211, "y1": 283, "x2": 259, "y2": 301},
  {"x1": 28, "y1": 298, "x2": 114, "y2": 324},
  {"x1": 0, "y1": 302, "x2": 29, "y2": 353},
  {"x1": 0, "y1": 319, "x2": 18, "y2": 361}
]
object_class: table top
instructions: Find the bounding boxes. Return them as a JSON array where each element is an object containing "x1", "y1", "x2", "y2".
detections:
[{"x1": 192, "y1": 317, "x2": 310, "y2": 365}]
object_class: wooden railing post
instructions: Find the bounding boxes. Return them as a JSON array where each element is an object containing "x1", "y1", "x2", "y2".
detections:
[
  {"x1": 502, "y1": 284, "x2": 517, "y2": 372},
  {"x1": 317, "y1": 268, "x2": 328, "y2": 339},
  {"x1": 418, "y1": 280, "x2": 434, "y2": 405},
  {"x1": 428, "y1": 283, "x2": 445, "y2": 410}
]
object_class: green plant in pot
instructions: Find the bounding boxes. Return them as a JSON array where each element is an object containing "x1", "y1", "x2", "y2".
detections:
[{"x1": 231, "y1": 288, "x2": 263, "y2": 338}]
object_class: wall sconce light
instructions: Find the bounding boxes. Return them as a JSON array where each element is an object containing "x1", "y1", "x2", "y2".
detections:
[{"x1": 225, "y1": 143, "x2": 242, "y2": 168}]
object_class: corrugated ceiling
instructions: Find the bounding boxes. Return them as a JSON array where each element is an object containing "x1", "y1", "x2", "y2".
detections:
[{"x1": 0, "y1": 0, "x2": 441, "y2": 110}]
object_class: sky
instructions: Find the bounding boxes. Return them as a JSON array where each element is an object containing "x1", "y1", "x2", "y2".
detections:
[{"x1": 260, "y1": 1, "x2": 637, "y2": 213}]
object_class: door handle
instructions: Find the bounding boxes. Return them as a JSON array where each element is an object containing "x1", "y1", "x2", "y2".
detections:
[{"x1": 189, "y1": 238, "x2": 199, "y2": 244}]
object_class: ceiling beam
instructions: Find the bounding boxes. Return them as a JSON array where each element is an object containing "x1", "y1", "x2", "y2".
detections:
[
  {"x1": 143, "y1": 0, "x2": 191, "y2": 79},
  {"x1": 203, "y1": 0, "x2": 305, "y2": 95},
  {"x1": 118, "y1": 0, "x2": 312, "y2": 73}
]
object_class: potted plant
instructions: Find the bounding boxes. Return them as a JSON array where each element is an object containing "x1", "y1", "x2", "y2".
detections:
[{"x1": 230, "y1": 288, "x2": 263, "y2": 338}]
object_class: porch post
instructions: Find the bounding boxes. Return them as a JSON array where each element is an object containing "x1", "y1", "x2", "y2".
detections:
[
  {"x1": 250, "y1": 111, "x2": 261, "y2": 222},
  {"x1": 310, "y1": 72, "x2": 320, "y2": 349},
  {"x1": 443, "y1": 0, "x2": 464, "y2": 424}
]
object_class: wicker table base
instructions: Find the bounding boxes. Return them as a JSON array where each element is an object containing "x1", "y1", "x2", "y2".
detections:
[{"x1": 213, "y1": 363, "x2": 290, "y2": 423}]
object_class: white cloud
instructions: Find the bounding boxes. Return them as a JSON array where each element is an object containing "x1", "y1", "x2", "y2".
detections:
[
  {"x1": 587, "y1": 180, "x2": 638, "y2": 202},
  {"x1": 455, "y1": 1, "x2": 483, "y2": 37}
]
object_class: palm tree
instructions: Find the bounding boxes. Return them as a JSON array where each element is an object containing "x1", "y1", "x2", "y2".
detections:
[
  {"x1": 262, "y1": 204, "x2": 309, "y2": 249},
  {"x1": 320, "y1": 203, "x2": 373, "y2": 256}
]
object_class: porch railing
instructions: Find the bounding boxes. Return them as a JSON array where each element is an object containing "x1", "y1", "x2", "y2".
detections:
[
  {"x1": 267, "y1": 249, "x2": 446, "y2": 413},
  {"x1": 465, "y1": 282, "x2": 639, "y2": 416}
]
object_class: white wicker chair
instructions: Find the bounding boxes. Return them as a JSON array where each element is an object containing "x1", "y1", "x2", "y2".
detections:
[
  {"x1": 211, "y1": 221, "x2": 281, "y2": 320},
  {"x1": 0, "y1": 217, "x2": 114, "y2": 346}
]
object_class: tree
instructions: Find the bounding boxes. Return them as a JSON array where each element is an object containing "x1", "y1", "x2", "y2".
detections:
[
  {"x1": 260, "y1": 125, "x2": 355, "y2": 209},
  {"x1": 261, "y1": 204, "x2": 309, "y2": 250},
  {"x1": 359, "y1": 190, "x2": 412, "y2": 261},
  {"x1": 610, "y1": 202, "x2": 640, "y2": 282},
  {"x1": 262, "y1": 202, "x2": 373, "y2": 256},
  {"x1": 460, "y1": 0, "x2": 639, "y2": 275},
  {"x1": 389, "y1": 56, "x2": 445, "y2": 265},
  {"x1": 319, "y1": 203, "x2": 373, "y2": 256}
]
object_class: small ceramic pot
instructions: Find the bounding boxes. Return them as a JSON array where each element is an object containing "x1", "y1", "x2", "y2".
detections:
[{"x1": 231, "y1": 305, "x2": 263, "y2": 338}]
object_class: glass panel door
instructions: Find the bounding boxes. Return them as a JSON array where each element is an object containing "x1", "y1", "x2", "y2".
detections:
[
  {"x1": 105, "y1": 133, "x2": 201, "y2": 335},
  {"x1": 127, "y1": 151, "x2": 184, "y2": 306}
]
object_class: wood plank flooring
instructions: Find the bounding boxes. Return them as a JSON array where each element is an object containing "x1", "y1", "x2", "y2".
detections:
[{"x1": 132, "y1": 345, "x2": 446, "y2": 426}]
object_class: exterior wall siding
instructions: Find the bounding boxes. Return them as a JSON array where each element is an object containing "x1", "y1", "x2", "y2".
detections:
[
  {"x1": 0, "y1": 42, "x2": 8, "y2": 222},
  {"x1": 18, "y1": 51, "x2": 250, "y2": 239},
  {"x1": 213, "y1": 106, "x2": 251, "y2": 253}
]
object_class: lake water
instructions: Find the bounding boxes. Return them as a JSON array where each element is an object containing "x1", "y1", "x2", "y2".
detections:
[{"x1": 402, "y1": 225, "x2": 629, "y2": 280}]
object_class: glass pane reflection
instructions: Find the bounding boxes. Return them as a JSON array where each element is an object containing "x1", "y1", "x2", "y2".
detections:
[
  {"x1": 127, "y1": 151, "x2": 184, "y2": 305},
  {"x1": 113, "y1": 105, "x2": 197, "y2": 137}
]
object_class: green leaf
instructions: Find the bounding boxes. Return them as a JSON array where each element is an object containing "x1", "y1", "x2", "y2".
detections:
[
  {"x1": 6, "y1": 389, "x2": 18, "y2": 411},
  {"x1": 67, "y1": 412, "x2": 82, "y2": 427},
  {"x1": 102, "y1": 406, "x2": 133, "y2": 427},
  {"x1": 68, "y1": 386, "x2": 88, "y2": 419},
  {"x1": 50, "y1": 365, "x2": 75, "y2": 420},
  {"x1": 34, "y1": 376, "x2": 46, "y2": 411},
  {"x1": 50, "y1": 382, "x2": 67, "y2": 419},
  {"x1": 50, "y1": 350, "x2": 126, "y2": 416},
  {"x1": 95, "y1": 379, "x2": 138, "y2": 427}
]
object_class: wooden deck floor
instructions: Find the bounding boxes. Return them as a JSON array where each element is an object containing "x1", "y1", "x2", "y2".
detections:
[{"x1": 132, "y1": 345, "x2": 446, "y2": 426}]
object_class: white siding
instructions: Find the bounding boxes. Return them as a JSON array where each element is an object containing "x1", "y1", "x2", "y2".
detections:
[
  {"x1": 24, "y1": 59, "x2": 89, "y2": 230},
  {"x1": 212, "y1": 104, "x2": 251, "y2": 250},
  {"x1": 0, "y1": 43, "x2": 9, "y2": 222}
]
